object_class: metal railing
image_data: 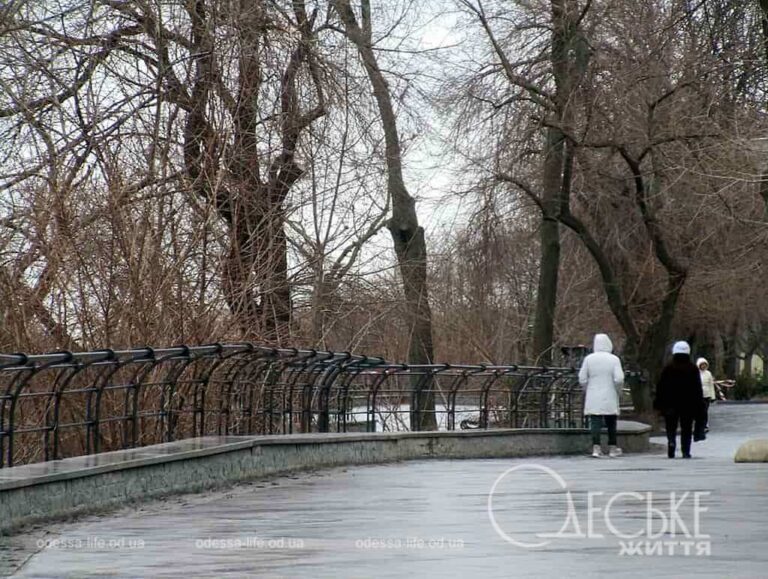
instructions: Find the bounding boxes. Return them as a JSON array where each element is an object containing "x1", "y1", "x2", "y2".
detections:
[{"x1": 0, "y1": 343, "x2": 621, "y2": 468}]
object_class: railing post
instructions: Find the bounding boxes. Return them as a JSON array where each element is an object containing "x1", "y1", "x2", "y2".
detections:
[
  {"x1": 317, "y1": 357, "x2": 346, "y2": 432},
  {"x1": 0, "y1": 355, "x2": 30, "y2": 468}
]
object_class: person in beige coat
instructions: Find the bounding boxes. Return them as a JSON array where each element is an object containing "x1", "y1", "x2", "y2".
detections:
[{"x1": 696, "y1": 357, "x2": 716, "y2": 436}]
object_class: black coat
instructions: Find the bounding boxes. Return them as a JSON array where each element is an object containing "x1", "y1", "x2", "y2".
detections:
[{"x1": 653, "y1": 354, "x2": 705, "y2": 417}]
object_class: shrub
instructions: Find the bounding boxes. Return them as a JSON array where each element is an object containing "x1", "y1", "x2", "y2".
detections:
[{"x1": 733, "y1": 372, "x2": 759, "y2": 400}]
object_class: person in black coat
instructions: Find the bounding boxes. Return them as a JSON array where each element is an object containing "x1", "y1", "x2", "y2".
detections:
[{"x1": 653, "y1": 341, "x2": 705, "y2": 458}]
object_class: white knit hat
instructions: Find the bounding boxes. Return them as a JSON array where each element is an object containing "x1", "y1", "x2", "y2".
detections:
[{"x1": 672, "y1": 341, "x2": 691, "y2": 355}]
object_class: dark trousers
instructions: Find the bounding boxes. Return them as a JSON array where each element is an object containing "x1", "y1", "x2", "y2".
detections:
[
  {"x1": 665, "y1": 412, "x2": 694, "y2": 456},
  {"x1": 590, "y1": 415, "x2": 618, "y2": 446},
  {"x1": 694, "y1": 399, "x2": 711, "y2": 440}
]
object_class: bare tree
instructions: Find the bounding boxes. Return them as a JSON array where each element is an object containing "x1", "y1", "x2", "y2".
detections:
[
  {"x1": 444, "y1": 0, "x2": 768, "y2": 417},
  {"x1": 454, "y1": 0, "x2": 590, "y2": 364},
  {"x1": 179, "y1": 0, "x2": 327, "y2": 342},
  {"x1": 0, "y1": 1, "x2": 340, "y2": 347},
  {"x1": 330, "y1": 0, "x2": 437, "y2": 429}
]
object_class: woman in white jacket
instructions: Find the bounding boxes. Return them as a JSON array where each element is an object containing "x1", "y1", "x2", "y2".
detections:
[
  {"x1": 579, "y1": 333, "x2": 625, "y2": 458},
  {"x1": 696, "y1": 357, "x2": 716, "y2": 434}
]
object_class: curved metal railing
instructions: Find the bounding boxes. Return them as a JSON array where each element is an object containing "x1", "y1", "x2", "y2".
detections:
[{"x1": 0, "y1": 343, "x2": 637, "y2": 468}]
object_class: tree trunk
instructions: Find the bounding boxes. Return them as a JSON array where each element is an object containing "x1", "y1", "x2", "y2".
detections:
[
  {"x1": 634, "y1": 273, "x2": 686, "y2": 414},
  {"x1": 693, "y1": 332, "x2": 717, "y2": 376},
  {"x1": 744, "y1": 349, "x2": 755, "y2": 376},
  {"x1": 332, "y1": 0, "x2": 436, "y2": 429},
  {"x1": 183, "y1": 0, "x2": 323, "y2": 344},
  {"x1": 532, "y1": 128, "x2": 564, "y2": 365},
  {"x1": 263, "y1": 216, "x2": 292, "y2": 341},
  {"x1": 722, "y1": 330, "x2": 739, "y2": 379},
  {"x1": 310, "y1": 270, "x2": 329, "y2": 347},
  {"x1": 531, "y1": 0, "x2": 584, "y2": 364}
]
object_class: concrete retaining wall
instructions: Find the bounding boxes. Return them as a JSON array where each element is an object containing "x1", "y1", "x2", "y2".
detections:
[{"x1": 0, "y1": 423, "x2": 650, "y2": 534}]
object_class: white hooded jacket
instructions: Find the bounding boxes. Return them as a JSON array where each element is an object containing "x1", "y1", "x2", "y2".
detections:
[
  {"x1": 579, "y1": 334, "x2": 625, "y2": 415},
  {"x1": 696, "y1": 357, "x2": 716, "y2": 400}
]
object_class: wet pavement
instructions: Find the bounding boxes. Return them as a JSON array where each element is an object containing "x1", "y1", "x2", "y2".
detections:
[{"x1": 5, "y1": 404, "x2": 768, "y2": 578}]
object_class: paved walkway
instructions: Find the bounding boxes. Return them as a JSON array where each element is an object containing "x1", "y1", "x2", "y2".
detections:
[{"x1": 5, "y1": 404, "x2": 768, "y2": 578}]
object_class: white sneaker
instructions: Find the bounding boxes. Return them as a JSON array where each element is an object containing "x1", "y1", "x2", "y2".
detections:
[
  {"x1": 608, "y1": 446, "x2": 623, "y2": 458},
  {"x1": 591, "y1": 444, "x2": 603, "y2": 458}
]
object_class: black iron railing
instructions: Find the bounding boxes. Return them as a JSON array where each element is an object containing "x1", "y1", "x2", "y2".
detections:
[{"x1": 0, "y1": 343, "x2": 616, "y2": 468}]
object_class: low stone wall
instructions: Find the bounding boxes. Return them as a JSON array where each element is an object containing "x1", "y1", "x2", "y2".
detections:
[{"x1": 0, "y1": 422, "x2": 650, "y2": 534}]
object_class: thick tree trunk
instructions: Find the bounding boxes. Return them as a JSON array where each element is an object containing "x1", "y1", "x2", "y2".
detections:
[
  {"x1": 221, "y1": 167, "x2": 292, "y2": 343},
  {"x1": 332, "y1": 0, "x2": 436, "y2": 429},
  {"x1": 691, "y1": 331, "x2": 717, "y2": 375},
  {"x1": 392, "y1": 223, "x2": 436, "y2": 431},
  {"x1": 531, "y1": 0, "x2": 584, "y2": 364},
  {"x1": 309, "y1": 271, "x2": 329, "y2": 347},
  {"x1": 532, "y1": 128, "x2": 564, "y2": 365},
  {"x1": 621, "y1": 329, "x2": 668, "y2": 426},
  {"x1": 722, "y1": 330, "x2": 739, "y2": 379},
  {"x1": 633, "y1": 273, "x2": 686, "y2": 416},
  {"x1": 183, "y1": 1, "x2": 322, "y2": 344},
  {"x1": 262, "y1": 217, "x2": 292, "y2": 341},
  {"x1": 745, "y1": 352, "x2": 754, "y2": 376}
]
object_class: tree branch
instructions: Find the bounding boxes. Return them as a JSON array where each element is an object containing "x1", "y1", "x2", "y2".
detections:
[{"x1": 617, "y1": 146, "x2": 687, "y2": 277}]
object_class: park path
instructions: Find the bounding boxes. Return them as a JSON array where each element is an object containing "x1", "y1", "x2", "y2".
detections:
[{"x1": 7, "y1": 404, "x2": 768, "y2": 578}]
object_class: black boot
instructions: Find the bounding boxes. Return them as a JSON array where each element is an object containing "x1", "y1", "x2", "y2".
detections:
[{"x1": 668, "y1": 443, "x2": 676, "y2": 459}]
